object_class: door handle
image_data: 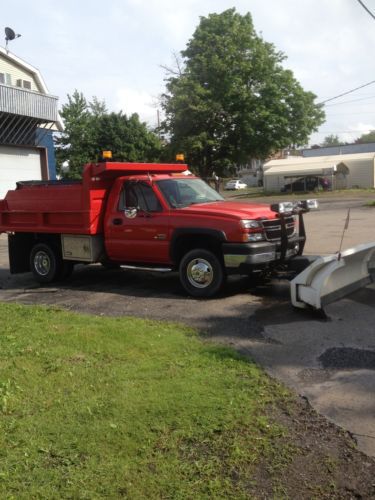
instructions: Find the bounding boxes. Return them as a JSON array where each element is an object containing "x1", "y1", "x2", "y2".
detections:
[{"x1": 112, "y1": 218, "x2": 123, "y2": 225}]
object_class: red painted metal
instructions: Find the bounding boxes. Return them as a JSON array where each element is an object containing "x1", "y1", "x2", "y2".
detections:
[
  {"x1": 0, "y1": 162, "x2": 189, "y2": 235},
  {"x1": 90, "y1": 161, "x2": 188, "y2": 177},
  {"x1": 0, "y1": 161, "x2": 276, "y2": 265}
]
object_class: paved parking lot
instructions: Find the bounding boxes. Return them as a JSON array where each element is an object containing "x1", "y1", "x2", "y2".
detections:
[{"x1": 0, "y1": 195, "x2": 375, "y2": 456}]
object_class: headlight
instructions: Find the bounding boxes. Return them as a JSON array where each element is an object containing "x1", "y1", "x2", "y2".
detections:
[
  {"x1": 248, "y1": 233, "x2": 265, "y2": 242},
  {"x1": 241, "y1": 219, "x2": 262, "y2": 229}
]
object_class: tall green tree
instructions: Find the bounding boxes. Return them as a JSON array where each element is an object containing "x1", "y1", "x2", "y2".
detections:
[
  {"x1": 56, "y1": 91, "x2": 162, "y2": 179},
  {"x1": 55, "y1": 90, "x2": 97, "y2": 179},
  {"x1": 161, "y1": 9, "x2": 325, "y2": 176}
]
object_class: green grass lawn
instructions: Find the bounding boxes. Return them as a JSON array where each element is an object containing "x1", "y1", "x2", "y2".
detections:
[{"x1": 0, "y1": 303, "x2": 293, "y2": 498}]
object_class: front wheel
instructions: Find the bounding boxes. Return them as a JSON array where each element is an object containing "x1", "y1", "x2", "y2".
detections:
[{"x1": 179, "y1": 249, "x2": 225, "y2": 298}]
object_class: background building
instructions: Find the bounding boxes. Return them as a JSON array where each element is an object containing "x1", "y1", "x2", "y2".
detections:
[
  {"x1": 263, "y1": 153, "x2": 375, "y2": 192},
  {"x1": 302, "y1": 142, "x2": 375, "y2": 158},
  {"x1": 0, "y1": 45, "x2": 62, "y2": 198}
]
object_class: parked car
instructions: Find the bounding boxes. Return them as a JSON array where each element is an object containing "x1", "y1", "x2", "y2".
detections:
[
  {"x1": 281, "y1": 176, "x2": 330, "y2": 193},
  {"x1": 224, "y1": 179, "x2": 247, "y2": 190}
]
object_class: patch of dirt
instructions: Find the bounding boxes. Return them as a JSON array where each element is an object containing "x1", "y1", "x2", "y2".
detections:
[
  {"x1": 297, "y1": 368, "x2": 335, "y2": 383},
  {"x1": 253, "y1": 396, "x2": 375, "y2": 499}
]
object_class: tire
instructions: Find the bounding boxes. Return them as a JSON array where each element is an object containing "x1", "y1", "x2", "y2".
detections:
[
  {"x1": 179, "y1": 249, "x2": 225, "y2": 298},
  {"x1": 30, "y1": 243, "x2": 63, "y2": 284}
]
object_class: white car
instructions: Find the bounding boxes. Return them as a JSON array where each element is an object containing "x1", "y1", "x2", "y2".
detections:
[{"x1": 224, "y1": 179, "x2": 247, "y2": 190}]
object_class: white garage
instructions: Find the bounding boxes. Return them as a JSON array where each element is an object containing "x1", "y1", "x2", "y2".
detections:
[
  {"x1": 0, "y1": 146, "x2": 44, "y2": 199},
  {"x1": 263, "y1": 153, "x2": 375, "y2": 192}
]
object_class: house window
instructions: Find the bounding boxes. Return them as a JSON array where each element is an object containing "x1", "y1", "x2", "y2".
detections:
[
  {"x1": 16, "y1": 79, "x2": 31, "y2": 89},
  {"x1": 0, "y1": 73, "x2": 4, "y2": 84}
]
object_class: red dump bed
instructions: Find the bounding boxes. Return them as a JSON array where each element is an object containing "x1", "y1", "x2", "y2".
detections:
[
  {"x1": 0, "y1": 161, "x2": 187, "y2": 235},
  {"x1": 0, "y1": 180, "x2": 107, "y2": 235}
]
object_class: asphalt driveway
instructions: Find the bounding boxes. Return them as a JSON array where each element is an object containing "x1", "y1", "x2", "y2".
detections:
[{"x1": 0, "y1": 194, "x2": 374, "y2": 456}]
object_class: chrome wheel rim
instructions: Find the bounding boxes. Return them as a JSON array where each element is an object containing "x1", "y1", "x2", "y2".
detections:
[
  {"x1": 186, "y1": 258, "x2": 213, "y2": 288},
  {"x1": 34, "y1": 251, "x2": 51, "y2": 276}
]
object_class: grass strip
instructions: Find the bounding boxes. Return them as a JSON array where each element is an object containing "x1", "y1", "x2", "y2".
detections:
[{"x1": 0, "y1": 303, "x2": 292, "y2": 498}]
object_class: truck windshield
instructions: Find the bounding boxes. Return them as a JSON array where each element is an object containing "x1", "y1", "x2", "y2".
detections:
[{"x1": 157, "y1": 178, "x2": 223, "y2": 208}]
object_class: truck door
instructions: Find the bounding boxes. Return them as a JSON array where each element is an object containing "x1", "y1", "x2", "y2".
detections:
[{"x1": 105, "y1": 180, "x2": 170, "y2": 264}]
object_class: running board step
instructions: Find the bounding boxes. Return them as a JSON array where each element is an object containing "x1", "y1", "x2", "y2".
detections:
[
  {"x1": 290, "y1": 242, "x2": 375, "y2": 310},
  {"x1": 120, "y1": 265, "x2": 172, "y2": 273}
]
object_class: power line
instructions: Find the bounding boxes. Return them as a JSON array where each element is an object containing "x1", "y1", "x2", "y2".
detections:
[
  {"x1": 313, "y1": 129, "x2": 374, "y2": 135},
  {"x1": 355, "y1": 0, "x2": 375, "y2": 21},
  {"x1": 325, "y1": 94, "x2": 375, "y2": 106},
  {"x1": 315, "y1": 2, "x2": 375, "y2": 107},
  {"x1": 318, "y1": 79, "x2": 375, "y2": 105},
  {"x1": 326, "y1": 111, "x2": 375, "y2": 116}
]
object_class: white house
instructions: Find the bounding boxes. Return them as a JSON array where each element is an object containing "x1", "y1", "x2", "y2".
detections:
[{"x1": 0, "y1": 45, "x2": 63, "y2": 198}]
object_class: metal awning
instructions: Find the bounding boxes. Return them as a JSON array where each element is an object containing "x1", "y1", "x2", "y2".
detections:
[{"x1": 265, "y1": 164, "x2": 335, "y2": 177}]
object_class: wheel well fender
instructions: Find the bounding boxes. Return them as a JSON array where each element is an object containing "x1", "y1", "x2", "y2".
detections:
[
  {"x1": 8, "y1": 233, "x2": 61, "y2": 274},
  {"x1": 170, "y1": 228, "x2": 226, "y2": 265}
]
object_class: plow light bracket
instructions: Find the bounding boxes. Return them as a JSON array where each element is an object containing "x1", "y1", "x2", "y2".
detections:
[{"x1": 271, "y1": 199, "x2": 319, "y2": 215}]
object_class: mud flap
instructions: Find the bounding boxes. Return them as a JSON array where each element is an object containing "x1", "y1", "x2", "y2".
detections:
[{"x1": 290, "y1": 242, "x2": 375, "y2": 310}]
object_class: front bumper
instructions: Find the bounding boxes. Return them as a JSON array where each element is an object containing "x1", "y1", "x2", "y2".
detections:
[{"x1": 223, "y1": 238, "x2": 301, "y2": 272}]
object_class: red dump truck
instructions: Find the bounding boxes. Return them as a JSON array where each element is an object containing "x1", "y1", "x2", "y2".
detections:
[{"x1": 0, "y1": 160, "x2": 316, "y2": 297}]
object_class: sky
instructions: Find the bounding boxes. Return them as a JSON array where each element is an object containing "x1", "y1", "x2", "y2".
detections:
[{"x1": 2, "y1": 0, "x2": 375, "y2": 146}]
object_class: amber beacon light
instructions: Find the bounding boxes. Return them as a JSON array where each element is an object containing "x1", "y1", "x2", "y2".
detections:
[{"x1": 102, "y1": 151, "x2": 113, "y2": 160}]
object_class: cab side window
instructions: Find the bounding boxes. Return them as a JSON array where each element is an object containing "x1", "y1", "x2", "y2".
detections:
[{"x1": 119, "y1": 182, "x2": 162, "y2": 212}]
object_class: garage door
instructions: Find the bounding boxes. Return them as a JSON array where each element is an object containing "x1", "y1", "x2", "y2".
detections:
[{"x1": 0, "y1": 146, "x2": 42, "y2": 199}]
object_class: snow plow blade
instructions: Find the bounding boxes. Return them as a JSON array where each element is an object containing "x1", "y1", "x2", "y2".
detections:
[{"x1": 290, "y1": 242, "x2": 375, "y2": 310}]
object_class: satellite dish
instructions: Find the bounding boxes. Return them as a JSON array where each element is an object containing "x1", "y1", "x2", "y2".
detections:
[
  {"x1": 5, "y1": 27, "x2": 16, "y2": 41},
  {"x1": 4, "y1": 27, "x2": 21, "y2": 49}
]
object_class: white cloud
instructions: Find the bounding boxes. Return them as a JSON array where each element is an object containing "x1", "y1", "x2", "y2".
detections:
[
  {"x1": 340, "y1": 122, "x2": 375, "y2": 143},
  {"x1": 115, "y1": 87, "x2": 159, "y2": 125}
]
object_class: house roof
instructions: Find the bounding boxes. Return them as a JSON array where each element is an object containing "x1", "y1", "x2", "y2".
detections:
[
  {"x1": 264, "y1": 164, "x2": 335, "y2": 177},
  {"x1": 0, "y1": 45, "x2": 63, "y2": 131}
]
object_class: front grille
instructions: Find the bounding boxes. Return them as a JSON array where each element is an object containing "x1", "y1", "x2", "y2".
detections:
[{"x1": 261, "y1": 216, "x2": 295, "y2": 242}]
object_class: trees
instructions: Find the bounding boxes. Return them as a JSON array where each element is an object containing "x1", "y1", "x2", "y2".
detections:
[
  {"x1": 321, "y1": 134, "x2": 343, "y2": 147},
  {"x1": 55, "y1": 91, "x2": 97, "y2": 179},
  {"x1": 56, "y1": 91, "x2": 162, "y2": 179},
  {"x1": 355, "y1": 130, "x2": 375, "y2": 144},
  {"x1": 161, "y1": 9, "x2": 325, "y2": 176}
]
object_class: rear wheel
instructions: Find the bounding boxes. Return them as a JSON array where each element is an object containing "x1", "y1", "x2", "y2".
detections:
[
  {"x1": 30, "y1": 243, "x2": 63, "y2": 284},
  {"x1": 179, "y1": 249, "x2": 225, "y2": 298}
]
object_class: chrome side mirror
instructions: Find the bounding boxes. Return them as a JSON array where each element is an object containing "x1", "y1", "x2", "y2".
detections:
[{"x1": 124, "y1": 207, "x2": 138, "y2": 219}]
